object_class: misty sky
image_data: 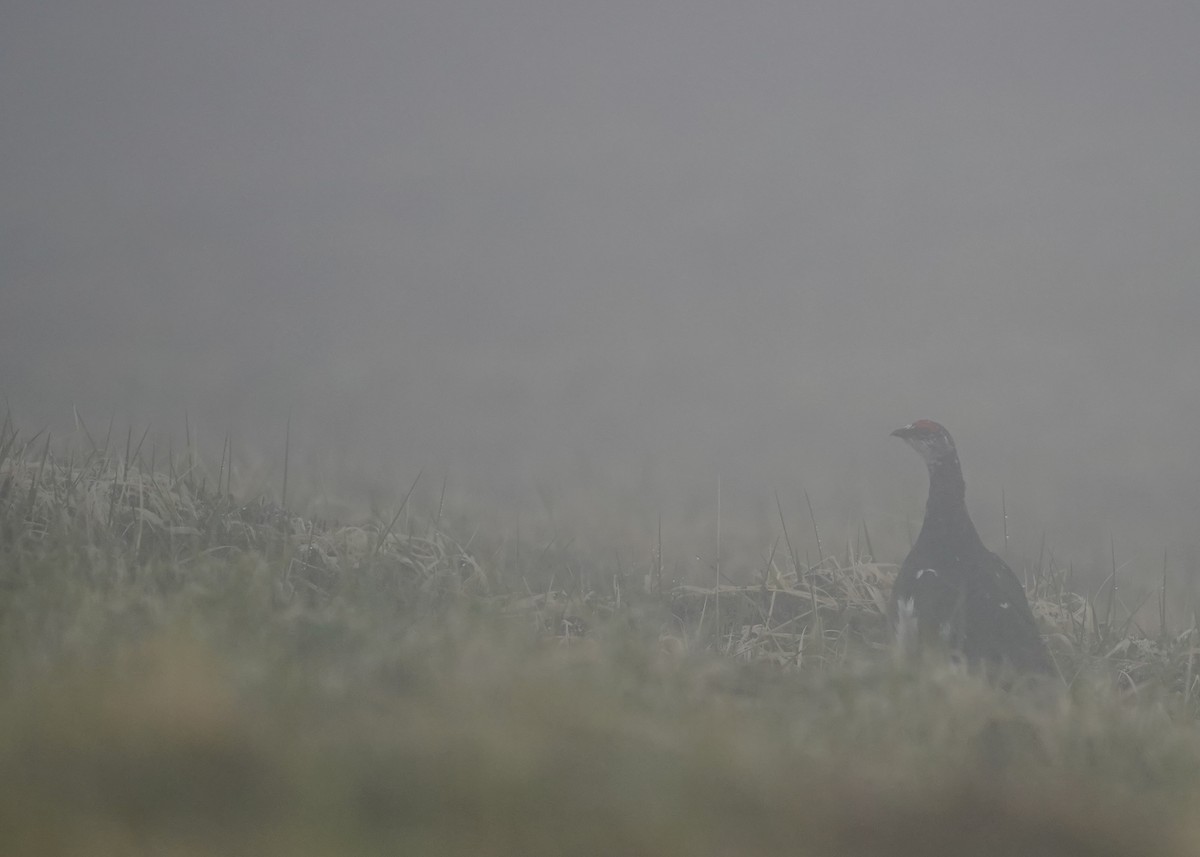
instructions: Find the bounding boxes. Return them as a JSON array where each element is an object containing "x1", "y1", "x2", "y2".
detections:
[{"x1": 3, "y1": 2, "x2": 1200, "y2": 575}]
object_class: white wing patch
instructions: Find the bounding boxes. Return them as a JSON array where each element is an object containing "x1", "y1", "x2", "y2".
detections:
[
  {"x1": 916, "y1": 568, "x2": 937, "y2": 579},
  {"x1": 896, "y1": 596, "x2": 918, "y2": 652}
]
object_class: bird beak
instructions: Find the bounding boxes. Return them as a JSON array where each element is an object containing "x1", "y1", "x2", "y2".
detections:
[{"x1": 891, "y1": 424, "x2": 915, "y2": 439}]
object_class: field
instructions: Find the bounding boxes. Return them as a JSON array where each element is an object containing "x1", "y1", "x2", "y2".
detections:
[{"x1": 3, "y1": 417, "x2": 1200, "y2": 856}]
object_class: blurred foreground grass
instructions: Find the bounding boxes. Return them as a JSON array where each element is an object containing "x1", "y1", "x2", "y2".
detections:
[{"x1": 3, "y1": 419, "x2": 1200, "y2": 855}]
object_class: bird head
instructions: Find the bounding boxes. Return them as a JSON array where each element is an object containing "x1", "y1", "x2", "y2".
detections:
[{"x1": 891, "y1": 419, "x2": 957, "y2": 467}]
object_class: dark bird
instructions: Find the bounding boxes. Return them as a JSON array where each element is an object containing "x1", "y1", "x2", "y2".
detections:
[{"x1": 890, "y1": 420, "x2": 1052, "y2": 674}]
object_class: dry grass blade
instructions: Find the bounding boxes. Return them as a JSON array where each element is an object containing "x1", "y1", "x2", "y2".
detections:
[{"x1": 371, "y1": 468, "x2": 424, "y2": 560}]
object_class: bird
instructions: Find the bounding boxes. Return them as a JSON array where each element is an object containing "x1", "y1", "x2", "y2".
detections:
[{"x1": 889, "y1": 419, "x2": 1052, "y2": 674}]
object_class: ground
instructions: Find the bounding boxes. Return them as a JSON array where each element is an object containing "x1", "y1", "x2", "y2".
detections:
[{"x1": 1, "y1": 422, "x2": 1199, "y2": 856}]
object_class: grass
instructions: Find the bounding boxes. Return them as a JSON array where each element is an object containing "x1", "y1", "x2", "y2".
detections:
[{"x1": 3, "y1": 416, "x2": 1200, "y2": 855}]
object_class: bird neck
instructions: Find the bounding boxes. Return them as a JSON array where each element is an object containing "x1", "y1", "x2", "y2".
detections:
[{"x1": 915, "y1": 453, "x2": 985, "y2": 554}]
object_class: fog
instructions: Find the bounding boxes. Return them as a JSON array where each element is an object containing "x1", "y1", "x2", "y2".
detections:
[{"x1": 4, "y1": 2, "x2": 1200, "y2": 578}]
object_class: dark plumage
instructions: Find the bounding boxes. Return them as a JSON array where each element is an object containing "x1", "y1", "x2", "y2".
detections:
[{"x1": 889, "y1": 420, "x2": 1051, "y2": 674}]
